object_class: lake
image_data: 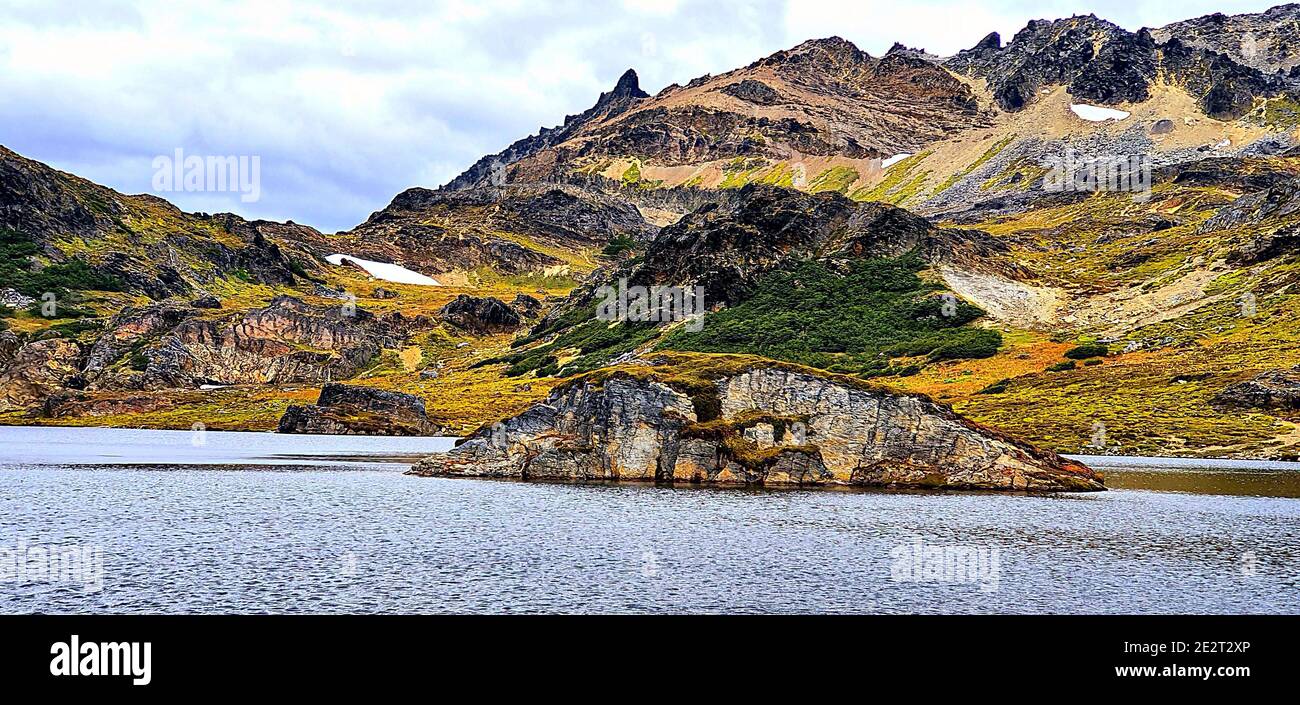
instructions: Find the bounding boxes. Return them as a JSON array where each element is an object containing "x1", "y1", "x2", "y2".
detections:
[{"x1": 1, "y1": 426, "x2": 1297, "y2": 614}]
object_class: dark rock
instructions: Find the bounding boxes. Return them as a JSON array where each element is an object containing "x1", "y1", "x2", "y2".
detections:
[
  {"x1": 510, "y1": 294, "x2": 543, "y2": 318},
  {"x1": 719, "y1": 79, "x2": 783, "y2": 105},
  {"x1": 1151, "y1": 118, "x2": 1176, "y2": 134},
  {"x1": 278, "y1": 383, "x2": 443, "y2": 436},
  {"x1": 945, "y1": 15, "x2": 1294, "y2": 119},
  {"x1": 1212, "y1": 367, "x2": 1300, "y2": 410},
  {"x1": 438, "y1": 295, "x2": 524, "y2": 335},
  {"x1": 372, "y1": 287, "x2": 398, "y2": 299},
  {"x1": 1229, "y1": 225, "x2": 1300, "y2": 264},
  {"x1": 1151, "y1": 4, "x2": 1300, "y2": 73},
  {"x1": 191, "y1": 295, "x2": 222, "y2": 309}
]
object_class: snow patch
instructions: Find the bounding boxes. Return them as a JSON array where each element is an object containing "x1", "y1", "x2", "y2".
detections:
[
  {"x1": 881, "y1": 153, "x2": 912, "y2": 168},
  {"x1": 1070, "y1": 104, "x2": 1131, "y2": 122},
  {"x1": 325, "y1": 254, "x2": 440, "y2": 286}
]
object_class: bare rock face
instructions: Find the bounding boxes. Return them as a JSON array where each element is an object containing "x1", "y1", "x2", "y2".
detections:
[
  {"x1": 135, "y1": 296, "x2": 424, "y2": 388},
  {"x1": 410, "y1": 359, "x2": 1104, "y2": 492},
  {"x1": 1212, "y1": 367, "x2": 1300, "y2": 410},
  {"x1": 278, "y1": 383, "x2": 443, "y2": 436},
  {"x1": 0, "y1": 338, "x2": 82, "y2": 411}
]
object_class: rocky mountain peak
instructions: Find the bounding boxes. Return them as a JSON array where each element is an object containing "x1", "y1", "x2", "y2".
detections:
[
  {"x1": 1152, "y1": 3, "x2": 1300, "y2": 72},
  {"x1": 759, "y1": 36, "x2": 872, "y2": 75},
  {"x1": 443, "y1": 68, "x2": 649, "y2": 190},
  {"x1": 946, "y1": 10, "x2": 1295, "y2": 118},
  {"x1": 608, "y1": 68, "x2": 647, "y2": 100}
]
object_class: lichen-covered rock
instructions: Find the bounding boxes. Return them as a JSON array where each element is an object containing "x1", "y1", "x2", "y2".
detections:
[
  {"x1": 410, "y1": 358, "x2": 1103, "y2": 492},
  {"x1": 0, "y1": 338, "x2": 82, "y2": 411},
  {"x1": 278, "y1": 383, "x2": 443, "y2": 436},
  {"x1": 134, "y1": 296, "x2": 427, "y2": 388}
]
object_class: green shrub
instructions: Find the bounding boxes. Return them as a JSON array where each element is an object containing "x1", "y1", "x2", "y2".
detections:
[
  {"x1": 1048, "y1": 361, "x2": 1078, "y2": 372},
  {"x1": 660, "y1": 254, "x2": 999, "y2": 373},
  {"x1": 976, "y1": 379, "x2": 1011, "y2": 395},
  {"x1": 1064, "y1": 343, "x2": 1108, "y2": 359},
  {"x1": 2, "y1": 227, "x2": 124, "y2": 298},
  {"x1": 601, "y1": 235, "x2": 638, "y2": 258}
]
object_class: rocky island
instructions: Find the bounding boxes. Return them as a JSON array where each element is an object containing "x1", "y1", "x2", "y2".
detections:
[{"x1": 410, "y1": 353, "x2": 1104, "y2": 492}]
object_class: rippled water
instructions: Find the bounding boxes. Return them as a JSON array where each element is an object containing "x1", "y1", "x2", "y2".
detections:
[{"x1": 1, "y1": 427, "x2": 1298, "y2": 614}]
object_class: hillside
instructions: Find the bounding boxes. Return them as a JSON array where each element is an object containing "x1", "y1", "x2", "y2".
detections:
[{"x1": 4, "y1": 5, "x2": 1300, "y2": 461}]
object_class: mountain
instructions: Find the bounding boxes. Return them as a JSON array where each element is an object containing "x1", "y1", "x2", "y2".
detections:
[
  {"x1": 5, "y1": 5, "x2": 1300, "y2": 463},
  {"x1": 443, "y1": 69, "x2": 650, "y2": 191},
  {"x1": 1151, "y1": 3, "x2": 1300, "y2": 72},
  {"x1": 0, "y1": 146, "x2": 324, "y2": 300},
  {"x1": 446, "y1": 38, "x2": 989, "y2": 197},
  {"x1": 947, "y1": 14, "x2": 1293, "y2": 118},
  {"x1": 334, "y1": 182, "x2": 654, "y2": 284}
]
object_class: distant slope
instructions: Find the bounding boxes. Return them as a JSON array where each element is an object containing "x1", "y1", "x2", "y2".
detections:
[{"x1": 0, "y1": 145, "x2": 323, "y2": 300}]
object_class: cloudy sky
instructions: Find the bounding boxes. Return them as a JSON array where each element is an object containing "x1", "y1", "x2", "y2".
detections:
[{"x1": 0, "y1": 0, "x2": 1282, "y2": 231}]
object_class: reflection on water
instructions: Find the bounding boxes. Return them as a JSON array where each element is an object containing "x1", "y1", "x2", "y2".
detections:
[
  {"x1": 1, "y1": 427, "x2": 1298, "y2": 615},
  {"x1": 1103, "y1": 469, "x2": 1300, "y2": 498}
]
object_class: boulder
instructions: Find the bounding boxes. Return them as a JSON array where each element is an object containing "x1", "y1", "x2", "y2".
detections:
[
  {"x1": 438, "y1": 294, "x2": 524, "y2": 335},
  {"x1": 1212, "y1": 367, "x2": 1300, "y2": 410},
  {"x1": 278, "y1": 383, "x2": 443, "y2": 436},
  {"x1": 191, "y1": 295, "x2": 222, "y2": 309},
  {"x1": 410, "y1": 355, "x2": 1104, "y2": 492}
]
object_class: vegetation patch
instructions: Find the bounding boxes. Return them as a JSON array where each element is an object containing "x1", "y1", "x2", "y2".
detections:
[
  {"x1": 658, "y1": 253, "x2": 1001, "y2": 376},
  {"x1": 806, "y1": 166, "x2": 859, "y2": 194}
]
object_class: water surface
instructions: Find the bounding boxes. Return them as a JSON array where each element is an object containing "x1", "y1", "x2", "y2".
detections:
[{"x1": 2, "y1": 427, "x2": 1297, "y2": 614}]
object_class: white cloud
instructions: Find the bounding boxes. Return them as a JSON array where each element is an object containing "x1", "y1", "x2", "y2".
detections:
[{"x1": 0, "y1": 0, "x2": 1282, "y2": 231}]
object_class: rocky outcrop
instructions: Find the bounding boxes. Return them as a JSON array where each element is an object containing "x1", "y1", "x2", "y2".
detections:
[
  {"x1": 77, "y1": 293, "x2": 431, "y2": 390},
  {"x1": 438, "y1": 295, "x2": 526, "y2": 335},
  {"x1": 1151, "y1": 4, "x2": 1300, "y2": 73},
  {"x1": 127, "y1": 296, "x2": 428, "y2": 389},
  {"x1": 0, "y1": 338, "x2": 83, "y2": 411},
  {"x1": 410, "y1": 357, "x2": 1103, "y2": 492},
  {"x1": 1212, "y1": 367, "x2": 1300, "y2": 410},
  {"x1": 278, "y1": 383, "x2": 443, "y2": 436},
  {"x1": 945, "y1": 15, "x2": 1295, "y2": 119}
]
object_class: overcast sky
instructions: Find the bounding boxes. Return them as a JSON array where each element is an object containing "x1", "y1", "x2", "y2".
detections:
[{"x1": 0, "y1": 0, "x2": 1283, "y2": 232}]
